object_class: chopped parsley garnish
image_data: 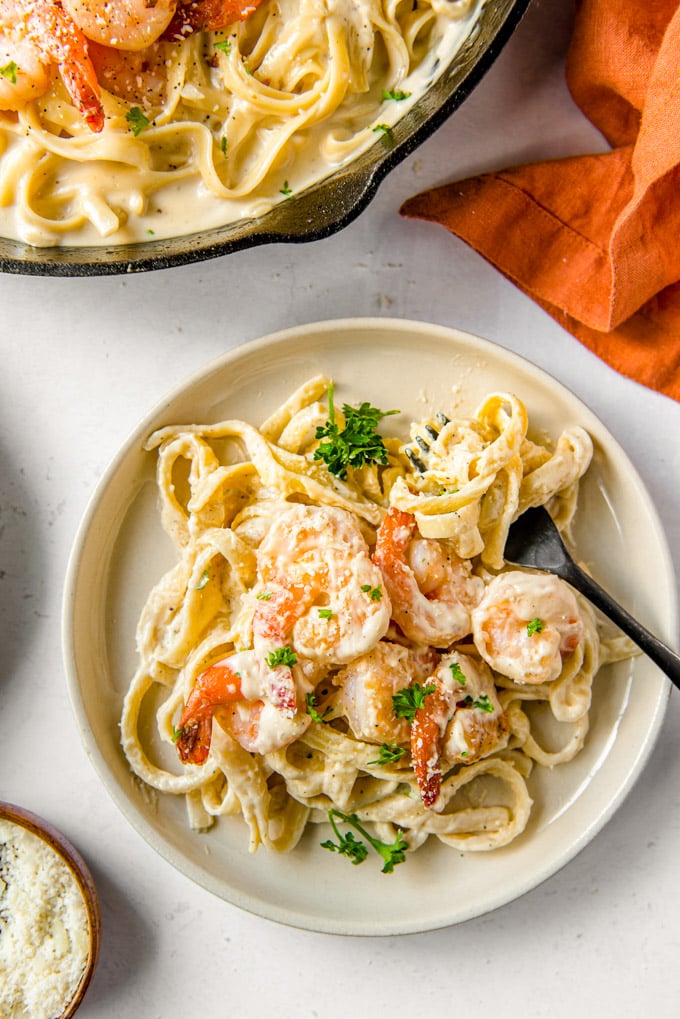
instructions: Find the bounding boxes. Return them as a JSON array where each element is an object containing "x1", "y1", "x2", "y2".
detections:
[
  {"x1": 265, "y1": 646, "x2": 297, "y2": 668},
  {"x1": 381, "y1": 88, "x2": 411, "y2": 101},
  {"x1": 0, "y1": 61, "x2": 18, "y2": 84},
  {"x1": 373, "y1": 123, "x2": 394, "y2": 140},
  {"x1": 126, "y1": 106, "x2": 150, "y2": 136},
  {"x1": 472, "y1": 693, "x2": 495, "y2": 714},
  {"x1": 214, "y1": 39, "x2": 232, "y2": 55},
  {"x1": 171, "y1": 725, "x2": 181, "y2": 744},
  {"x1": 220, "y1": 136, "x2": 227, "y2": 156},
  {"x1": 256, "y1": 591, "x2": 272, "y2": 601},
  {"x1": 280, "y1": 180, "x2": 292, "y2": 196},
  {"x1": 305, "y1": 692, "x2": 332, "y2": 723},
  {"x1": 360, "y1": 583, "x2": 383, "y2": 601},
  {"x1": 527, "y1": 617, "x2": 545, "y2": 637},
  {"x1": 195, "y1": 570, "x2": 210, "y2": 591},
  {"x1": 317, "y1": 607, "x2": 333, "y2": 619},
  {"x1": 449, "y1": 662, "x2": 467, "y2": 685},
  {"x1": 321, "y1": 809, "x2": 407, "y2": 873},
  {"x1": 367, "y1": 743, "x2": 406, "y2": 766},
  {"x1": 392, "y1": 682, "x2": 436, "y2": 724},
  {"x1": 314, "y1": 381, "x2": 398, "y2": 479}
]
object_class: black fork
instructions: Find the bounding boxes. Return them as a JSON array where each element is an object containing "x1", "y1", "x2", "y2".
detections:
[{"x1": 505, "y1": 505, "x2": 680, "y2": 690}]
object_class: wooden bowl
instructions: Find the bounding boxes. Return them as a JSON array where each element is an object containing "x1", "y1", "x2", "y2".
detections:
[{"x1": 0, "y1": 802, "x2": 102, "y2": 1018}]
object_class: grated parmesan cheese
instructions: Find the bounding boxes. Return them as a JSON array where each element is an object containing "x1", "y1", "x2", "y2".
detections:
[{"x1": 0, "y1": 820, "x2": 90, "y2": 1019}]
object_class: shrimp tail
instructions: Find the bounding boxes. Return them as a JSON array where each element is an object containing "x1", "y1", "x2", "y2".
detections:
[
  {"x1": 176, "y1": 662, "x2": 242, "y2": 764},
  {"x1": 373, "y1": 506, "x2": 419, "y2": 605},
  {"x1": 31, "y1": 3, "x2": 104, "y2": 131},
  {"x1": 175, "y1": 715, "x2": 213, "y2": 765},
  {"x1": 411, "y1": 684, "x2": 449, "y2": 809},
  {"x1": 164, "y1": 0, "x2": 264, "y2": 40},
  {"x1": 374, "y1": 506, "x2": 415, "y2": 570}
]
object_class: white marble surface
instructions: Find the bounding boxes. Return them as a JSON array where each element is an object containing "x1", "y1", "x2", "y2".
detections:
[{"x1": 2, "y1": 0, "x2": 680, "y2": 1015}]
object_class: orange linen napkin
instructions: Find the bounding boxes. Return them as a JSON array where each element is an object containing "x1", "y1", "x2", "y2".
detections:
[{"x1": 401, "y1": 0, "x2": 680, "y2": 401}]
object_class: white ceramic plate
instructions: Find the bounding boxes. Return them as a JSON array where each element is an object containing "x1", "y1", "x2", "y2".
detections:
[{"x1": 63, "y1": 318, "x2": 674, "y2": 935}]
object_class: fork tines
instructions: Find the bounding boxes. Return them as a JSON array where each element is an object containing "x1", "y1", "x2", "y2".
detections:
[{"x1": 404, "y1": 412, "x2": 450, "y2": 473}]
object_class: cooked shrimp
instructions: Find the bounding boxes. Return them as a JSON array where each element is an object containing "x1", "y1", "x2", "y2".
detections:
[
  {"x1": 471, "y1": 571, "x2": 584, "y2": 684},
  {"x1": 62, "y1": 0, "x2": 176, "y2": 51},
  {"x1": 411, "y1": 651, "x2": 508, "y2": 808},
  {"x1": 176, "y1": 650, "x2": 312, "y2": 763},
  {"x1": 373, "y1": 506, "x2": 484, "y2": 646},
  {"x1": 0, "y1": 31, "x2": 52, "y2": 109},
  {"x1": 164, "y1": 0, "x2": 265, "y2": 41},
  {"x1": 88, "y1": 38, "x2": 168, "y2": 106},
  {"x1": 254, "y1": 503, "x2": 392, "y2": 672},
  {"x1": 0, "y1": 0, "x2": 103, "y2": 130},
  {"x1": 337, "y1": 640, "x2": 438, "y2": 746}
]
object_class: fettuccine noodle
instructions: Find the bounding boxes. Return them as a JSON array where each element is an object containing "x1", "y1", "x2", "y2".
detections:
[
  {"x1": 0, "y1": 0, "x2": 482, "y2": 245},
  {"x1": 120, "y1": 375, "x2": 632, "y2": 867}
]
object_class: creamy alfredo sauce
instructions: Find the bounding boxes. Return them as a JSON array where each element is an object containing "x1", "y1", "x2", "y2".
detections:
[{"x1": 0, "y1": 0, "x2": 484, "y2": 247}]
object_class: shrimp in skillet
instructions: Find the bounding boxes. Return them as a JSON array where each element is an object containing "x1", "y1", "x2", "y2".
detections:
[
  {"x1": 0, "y1": 0, "x2": 266, "y2": 125},
  {"x1": 471, "y1": 570, "x2": 584, "y2": 685},
  {"x1": 164, "y1": 0, "x2": 266, "y2": 41},
  {"x1": 0, "y1": 0, "x2": 103, "y2": 129},
  {"x1": 62, "y1": 0, "x2": 264, "y2": 48},
  {"x1": 411, "y1": 651, "x2": 508, "y2": 809},
  {"x1": 61, "y1": 0, "x2": 177, "y2": 50},
  {"x1": 373, "y1": 506, "x2": 484, "y2": 647}
]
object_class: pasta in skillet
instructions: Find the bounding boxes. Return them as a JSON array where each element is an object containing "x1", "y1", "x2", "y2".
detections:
[
  {"x1": 120, "y1": 375, "x2": 631, "y2": 870},
  {"x1": 0, "y1": 0, "x2": 482, "y2": 246}
]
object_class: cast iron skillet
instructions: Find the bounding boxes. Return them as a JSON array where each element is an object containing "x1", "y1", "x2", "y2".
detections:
[{"x1": 0, "y1": 0, "x2": 532, "y2": 277}]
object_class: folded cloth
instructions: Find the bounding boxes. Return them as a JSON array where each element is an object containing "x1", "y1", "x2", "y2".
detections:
[{"x1": 400, "y1": 0, "x2": 680, "y2": 401}]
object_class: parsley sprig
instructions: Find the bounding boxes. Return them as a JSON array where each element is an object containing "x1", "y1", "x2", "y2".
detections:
[
  {"x1": 527, "y1": 617, "x2": 545, "y2": 637},
  {"x1": 305, "y1": 692, "x2": 332, "y2": 723},
  {"x1": 373, "y1": 123, "x2": 394, "y2": 141},
  {"x1": 321, "y1": 809, "x2": 407, "y2": 873},
  {"x1": 265, "y1": 646, "x2": 297, "y2": 668},
  {"x1": 472, "y1": 693, "x2": 495, "y2": 713},
  {"x1": 449, "y1": 662, "x2": 467, "y2": 685},
  {"x1": 392, "y1": 682, "x2": 436, "y2": 724},
  {"x1": 0, "y1": 61, "x2": 18, "y2": 84},
  {"x1": 314, "y1": 382, "x2": 398, "y2": 479},
  {"x1": 126, "y1": 106, "x2": 150, "y2": 136},
  {"x1": 382, "y1": 88, "x2": 411, "y2": 101},
  {"x1": 367, "y1": 743, "x2": 406, "y2": 766}
]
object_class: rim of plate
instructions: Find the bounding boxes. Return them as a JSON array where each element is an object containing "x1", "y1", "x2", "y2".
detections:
[{"x1": 62, "y1": 317, "x2": 675, "y2": 935}]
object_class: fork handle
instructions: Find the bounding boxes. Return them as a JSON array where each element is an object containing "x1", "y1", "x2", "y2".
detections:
[{"x1": 562, "y1": 562, "x2": 680, "y2": 691}]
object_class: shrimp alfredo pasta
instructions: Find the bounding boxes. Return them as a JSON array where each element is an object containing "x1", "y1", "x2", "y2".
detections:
[
  {"x1": 0, "y1": 0, "x2": 483, "y2": 246},
  {"x1": 121, "y1": 375, "x2": 632, "y2": 872}
]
